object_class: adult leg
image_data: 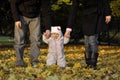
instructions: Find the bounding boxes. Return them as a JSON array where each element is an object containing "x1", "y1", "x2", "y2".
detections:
[
  {"x1": 14, "y1": 16, "x2": 26, "y2": 66},
  {"x1": 84, "y1": 35, "x2": 92, "y2": 68},
  {"x1": 28, "y1": 16, "x2": 41, "y2": 66},
  {"x1": 89, "y1": 34, "x2": 98, "y2": 70}
]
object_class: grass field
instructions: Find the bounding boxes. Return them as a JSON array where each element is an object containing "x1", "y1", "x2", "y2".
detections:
[{"x1": 0, "y1": 45, "x2": 120, "y2": 80}]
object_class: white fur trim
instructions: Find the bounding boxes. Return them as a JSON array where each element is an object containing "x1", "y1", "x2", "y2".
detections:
[{"x1": 66, "y1": 28, "x2": 72, "y2": 32}]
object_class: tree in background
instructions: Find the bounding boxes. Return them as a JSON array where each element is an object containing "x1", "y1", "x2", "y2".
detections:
[
  {"x1": 0, "y1": 0, "x2": 14, "y2": 36},
  {"x1": 110, "y1": 0, "x2": 120, "y2": 17},
  {"x1": 0, "y1": 0, "x2": 120, "y2": 38}
]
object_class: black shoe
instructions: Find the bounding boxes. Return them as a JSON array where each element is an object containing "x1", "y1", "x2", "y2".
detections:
[
  {"x1": 85, "y1": 64, "x2": 91, "y2": 69},
  {"x1": 90, "y1": 65, "x2": 97, "y2": 70},
  {"x1": 16, "y1": 62, "x2": 27, "y2": 67},
  {"x1": 31, "y1": 62, "x2": 39, "y2": 68},
  {"x1": 16, "y1": 64, "x2": 27, "y2": 67},
  {"x1": 16, "y1": 61, "x2": 27, "y2": 67}
]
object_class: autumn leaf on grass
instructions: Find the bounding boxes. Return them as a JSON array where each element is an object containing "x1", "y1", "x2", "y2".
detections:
[
  {"x1": 73, "y1": 62, "x2": 81, "y2": 69},
  {"x1": 35, "y1": 77, "x2": 45, "y2": 80},
  {"x1": 61, "y1": 67, "x2": 76, "y2": 80},
  {"x1": 46, "y1": 75, "x2": 60, "y2": 80}
]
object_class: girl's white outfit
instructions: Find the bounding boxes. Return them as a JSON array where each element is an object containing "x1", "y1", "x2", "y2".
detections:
[{"x1": 43, "y1": 31, "x2": 69, "y2": 67}]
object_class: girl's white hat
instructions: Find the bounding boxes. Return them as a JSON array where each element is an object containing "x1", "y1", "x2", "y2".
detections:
[{"x1": 51, "y1": 26, "x2": 62, "y2": 34}]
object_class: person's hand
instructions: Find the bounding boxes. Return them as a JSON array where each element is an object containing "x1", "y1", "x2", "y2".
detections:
[
  {"x1": 64, "y1": 30, "x2": 71, "y2": 38},
  {"x1": 15, "y1": 21, "x2": 21, "y2": 29},
  {"x1": 43, "y1": 32, "x2": 47, "y2": 38},
  {"x1": 45, "y1": 29, "x2": 51, "y2": 38},
  {"x1": 105, "y1": 16, "x2": 111, "y2": 24}
]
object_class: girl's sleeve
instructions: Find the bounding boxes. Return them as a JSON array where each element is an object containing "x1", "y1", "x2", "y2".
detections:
[
  {"x1": 64, "y1": 37, "x2": 70, "y2": 44},
  {"x1": 42, "y1": 35, "x2": 49, "y2": 44}
]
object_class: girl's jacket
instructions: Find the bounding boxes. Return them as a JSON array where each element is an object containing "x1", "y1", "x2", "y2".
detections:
[{"x1": 42, "y1": 33, "x2": 69, "y2": 53}]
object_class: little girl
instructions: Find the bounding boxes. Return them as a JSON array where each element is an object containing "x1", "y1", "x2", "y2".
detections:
[{"x1": 43, "y1": 26, "x2": 71, "y2": 68}]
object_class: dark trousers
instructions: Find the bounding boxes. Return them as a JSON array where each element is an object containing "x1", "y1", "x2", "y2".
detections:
[{"x1": 84, "y1": 34, "x2": 99, "y2": 66}]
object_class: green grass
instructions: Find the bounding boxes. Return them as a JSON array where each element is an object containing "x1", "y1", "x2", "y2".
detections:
[{"x1": 0, "y1": 36, "x2": 14, "y2": 42}]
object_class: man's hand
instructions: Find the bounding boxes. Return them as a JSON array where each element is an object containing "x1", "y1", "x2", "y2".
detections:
[
  {"x1": 15, "y1": 21, "x2": 21, "y2": 29},
  {"x1": 45, "y1": 29, "x2": 51, "y2": 39},
  {"x1": 105, "y1": 16, "x2": 111, "y2": 24}
]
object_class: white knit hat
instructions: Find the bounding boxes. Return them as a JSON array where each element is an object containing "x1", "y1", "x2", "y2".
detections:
[{"x1": 51, "y1": 26, "x2": 62, "y2": 34}]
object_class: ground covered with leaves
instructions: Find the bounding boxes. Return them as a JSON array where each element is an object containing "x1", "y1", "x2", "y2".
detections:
[{"x1": 0, "y1": 45, "x2": 120, "y2": 80}]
